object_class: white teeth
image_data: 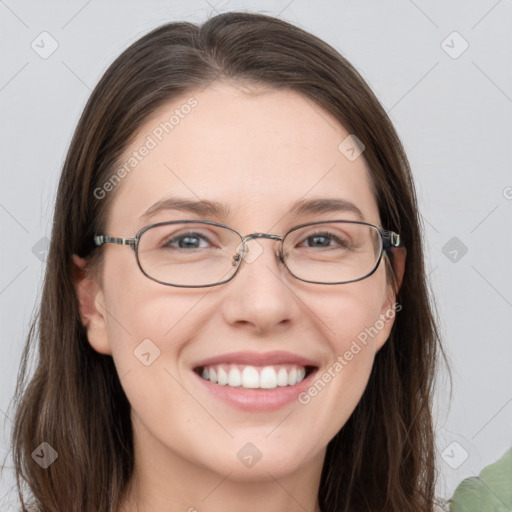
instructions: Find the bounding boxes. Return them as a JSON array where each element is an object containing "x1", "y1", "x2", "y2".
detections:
[
  {"x1": 198, "y1": 364, "x2": 309, "y2": 389},
  {"x1": 277, "y1": 367, "x2": 288, "y2": 387},
  {"x1": 260, "y1": 366, "x2": 278, "y2": 389},
  {"x1": 242, "y1": 366, "x2": 260, "y2": 388},
  {"x1": 228, "y1": 367, "x2": 241, "y2": 387},
  {"x1": 288, "y1": 367, "x2": 297, "y2": 386},
  {"x1": 217, "y1": 367, "x2": 228, "y2": 386}
]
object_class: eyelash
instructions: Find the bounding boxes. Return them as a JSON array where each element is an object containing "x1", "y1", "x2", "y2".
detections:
[
  {"x1": 163, "y1": 231, "x2": 216, "y2": 249},
  {"x1": 162, "y1": 230, "x2": 351, "y2": 250},
  {"x1": 298, "y1": 231, "x2": 350, "y2": 249}
]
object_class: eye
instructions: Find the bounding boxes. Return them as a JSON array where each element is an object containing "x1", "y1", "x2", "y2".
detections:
[
  {"x1": 163, "y1": 231, "x2": 214, "y2": 249},
  {"x1": 299, "y1": 230, "x2": 351, "y2": 249}
]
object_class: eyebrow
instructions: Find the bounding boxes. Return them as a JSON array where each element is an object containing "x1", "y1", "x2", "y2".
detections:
[
  {"x1": 139, "y1": 196, "x2": 364, "y2": 222},
  {"x1": 288, "y1": 197, "x2": 364, "y2": 221},
  {"x1": 140, "y1": 197, "x2": 231, "y2": 221}
]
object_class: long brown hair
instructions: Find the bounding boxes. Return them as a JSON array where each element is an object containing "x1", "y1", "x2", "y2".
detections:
[{"x1": 7, "y1": 11, "x2": 444, "y2": 511}]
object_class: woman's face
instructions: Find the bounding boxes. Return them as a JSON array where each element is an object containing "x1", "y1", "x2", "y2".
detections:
[{"x1": 78, "y1": 82, "x2": 399, "y2": 486}]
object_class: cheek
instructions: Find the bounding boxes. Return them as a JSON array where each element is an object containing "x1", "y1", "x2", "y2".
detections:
[
  {"x1": 103, "y1": 287, "x2": 202, "y2": 373},
  {"x1": 100, "y1": 281, "x2": 214, "y2": 452},
  {"x1": 99, "y1": 253, "x2": 201, "y2": 382},
  {"x1": 313, "y1": 265, "x2": 390, "y2": 352},
  {"x1": 296, "y1": 269, "x2": 390, "y2": 438}
]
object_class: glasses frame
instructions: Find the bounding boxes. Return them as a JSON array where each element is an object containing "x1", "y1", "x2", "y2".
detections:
[{"x1": 93, "y1": 219, "x2": 402, "y2": 288}]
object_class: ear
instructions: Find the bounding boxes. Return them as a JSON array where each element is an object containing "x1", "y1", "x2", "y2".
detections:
[
  {"x1": 376, "y1": 247, "x2": 406, "y2": 350},
  {"x1": 72, "y1": 254, "x2": 112, "y2": 355}
]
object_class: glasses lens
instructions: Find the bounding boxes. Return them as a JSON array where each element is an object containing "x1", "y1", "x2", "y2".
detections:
[
  {"x1": 137, "y1": 222, "x2": 242, "y2": 286},
  {"x1": 283, "y1": 222, "x2": 383, "y2": 283}
]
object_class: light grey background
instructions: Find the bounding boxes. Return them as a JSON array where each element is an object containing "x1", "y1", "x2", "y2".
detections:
[{"x1": 1, "y1": 0, "x2": 511, "y2": 509}]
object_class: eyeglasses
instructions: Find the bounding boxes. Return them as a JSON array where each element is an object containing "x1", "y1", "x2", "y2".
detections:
[{"x1": 93, "y1": 220, "x2": 401, "y2": 288}]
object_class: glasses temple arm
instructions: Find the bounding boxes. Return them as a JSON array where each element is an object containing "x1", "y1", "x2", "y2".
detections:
[
  {"x1": 94, "y1": 235, "x2": 137, "y2": 249},
  {"x1": 382, "y1": 231, "x2": 402, "y2": 251}
]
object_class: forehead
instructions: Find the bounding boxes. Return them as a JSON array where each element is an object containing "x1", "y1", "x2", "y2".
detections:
[{"x1": 106, "y1": 82, "x2": 380, "y2": 233}]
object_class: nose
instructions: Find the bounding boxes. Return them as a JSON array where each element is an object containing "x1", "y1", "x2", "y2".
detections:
[{"x1": 220, "y1": 237, "x2": 301, "y2": 335}]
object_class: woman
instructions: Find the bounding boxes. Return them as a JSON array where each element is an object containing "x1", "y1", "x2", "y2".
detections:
[{"x1": 10, "y1": 11, "x2": 443, "y2": 512}]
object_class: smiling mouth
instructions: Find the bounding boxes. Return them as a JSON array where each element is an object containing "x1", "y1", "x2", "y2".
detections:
[{"x1": 194, "y1": 364, "x2": 317, "y2": 390}]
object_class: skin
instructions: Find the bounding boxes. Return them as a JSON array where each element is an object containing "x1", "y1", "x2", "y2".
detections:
[{"x1": 74, "y1": 82, "x2": 405, "y2": 512}]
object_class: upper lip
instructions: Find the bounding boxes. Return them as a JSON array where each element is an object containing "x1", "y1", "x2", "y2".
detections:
[{"x1": 192, "y1": 350, "x2": 319, "y2": 369}]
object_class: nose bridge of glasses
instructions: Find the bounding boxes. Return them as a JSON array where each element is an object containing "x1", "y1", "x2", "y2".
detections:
[
  {"x1": 234, "y1": 233, "x2": 285, "y2": 264},
  {"x1": 242, "y1": 233, "x2": 283, "y2": 243}
]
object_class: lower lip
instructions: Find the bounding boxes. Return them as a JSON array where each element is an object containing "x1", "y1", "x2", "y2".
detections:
[{"x1": 192, "y1": 369, "x2": 318, "y2": 412}]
